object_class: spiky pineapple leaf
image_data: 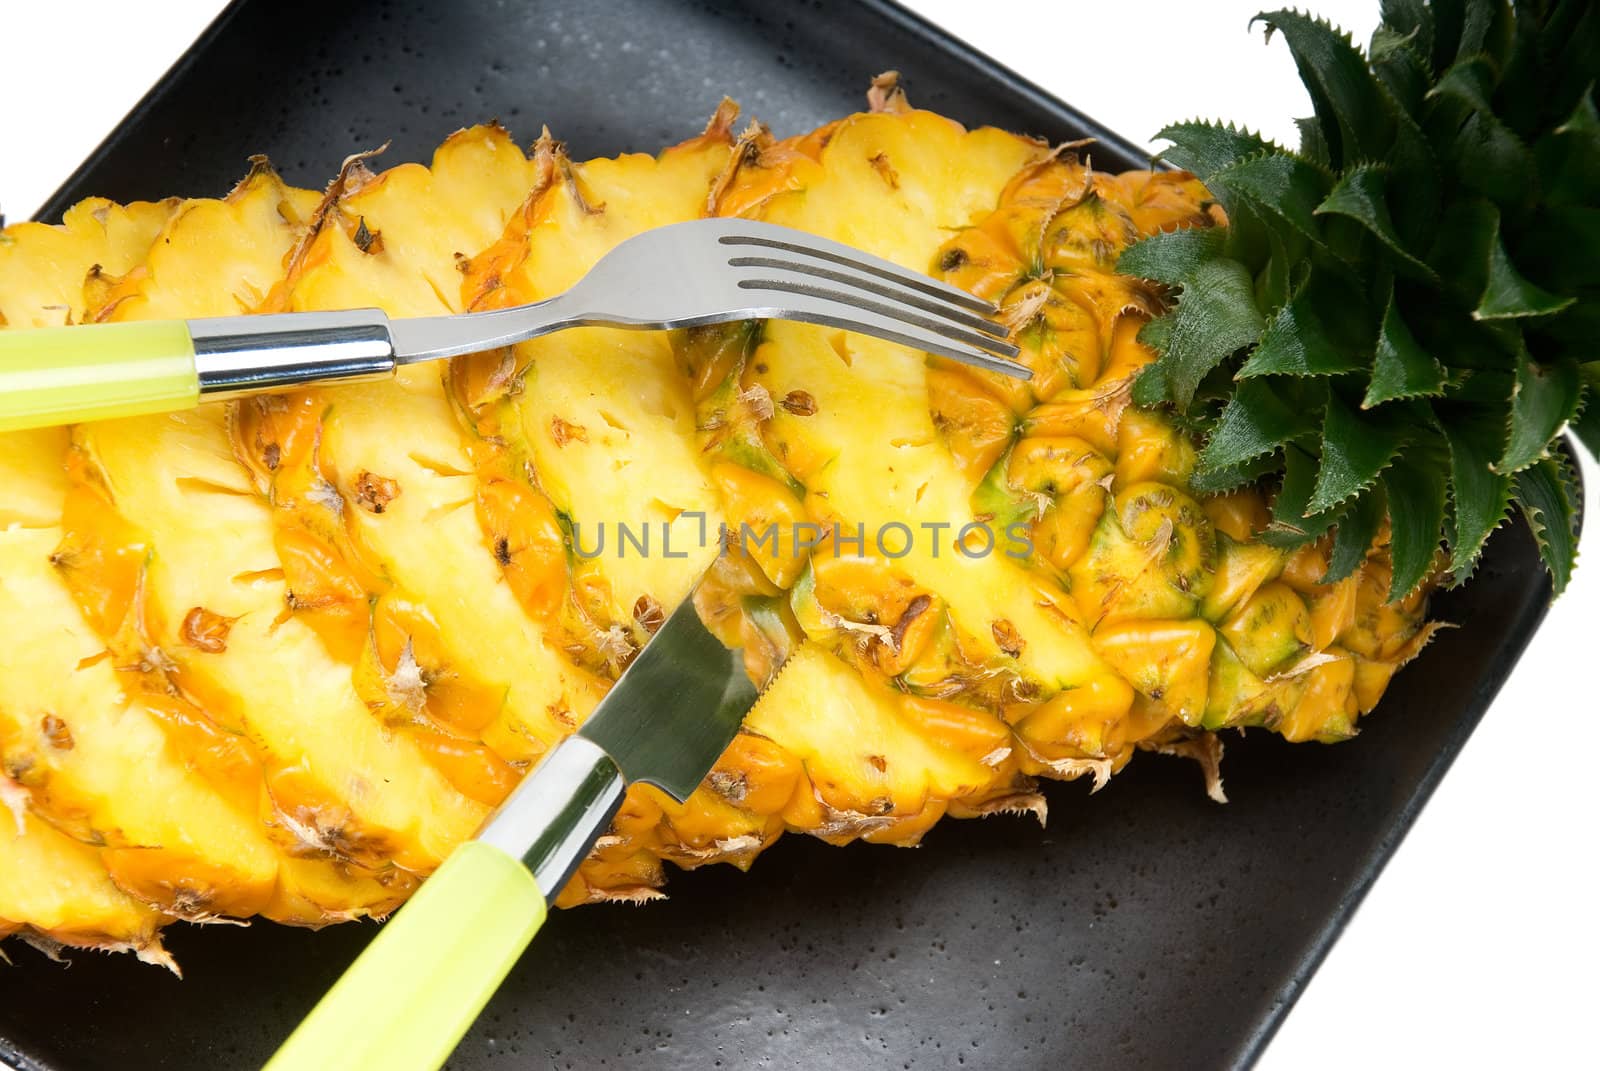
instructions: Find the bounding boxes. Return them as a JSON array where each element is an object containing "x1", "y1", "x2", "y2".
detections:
[
  {"x1": 1238, "y1": 270, "x2": 1373, "y2": 378},
  {"x1": 1370, "y1": 23, "x2": 1432, "y2": 113},
  {"x1": 1475, "y1": 231, "x2": 1578, "y2": 319},
  {"x1": 1209, "y1": 151, "x2": 1332, "y2": 245},
  {"x1": 1428, "y1": 53, "x2": 1495, "y2": 112},
  {"x1": 1538, "y1": 89, "x2": 1600, "y2": 206},
  {"x1": 1381, "y1": 453, "x2": 1449, "y2": 599},
  {"x1": 1324, "y1": 484, "x2": 1387, "y2": 582},
  {"x1": 1200, "y1": 378, "x2": 1320, "y2": 472},
  {"x1": 1575, "y1": 365, "x2": 1600, "y2": 457},
  {"x1": 1308, "y1": 391, "x2": 1407, "y2": 513},
  {"x1": 1116, "y1": 226, "x2": 1226, "y2": 285},
  {"x1": 1497, "y1": 351, "x2": 1583, "y2": 473},
  {"x1": 1455, "y1": 0, "x2": 1514, "y2": 68},
  {"x1": 1264, "y1": 445, "x2": 1342, "y2": 546},
  {"x1": 1136, "y1": 312, "x2": 1173, "y2": 352},
  {"x1": 1137, "y1": 257, "x2": 1265, "y2": 410},
  {"x1": 1441, "y1": 408, "x2": 1515, "y2": 576},
  {"x1": 1366, "y1": 289, "x2": 1448, "y2": 404},
  {"x1": 1257, "y1": 226, "x2": 1295, "y2": 310},
  {"x1": 1255, "y1": 10, "x2": 1397, "y2": 168},
  {"x1": 1379, "y1": 0, "x2": 1435, "y2": 64},
  {"x1": 1517, "y1": 204, "x2": 1600, "y2": 295},
  {"x1": 1430, "y1": 0, "x2": 1467, "y2": 70},
  {"x1": 1190, "y1": 450, "x2": 1285, "y2": 495},
  {"x1": 1514, "y1": 454, "x2": 1580, "y2": 596},
  {"x1": 1295, "y1": 115, "x2": 1333, "y2": 166},
  {"x1": 1541, "y1": 3, "x2": 1600, "y2": 122},
  {"x1": 1315, "y1": 165, "x2": 1435, "y2": 277},
  {"x1": 1154, "y1": 120, "x2": 1279, "y2": 182},
  {"x1": 1427, "y1": 197, "x2": 1498, "y2": 303},
  {"x1": 1440, "y1": 101, "x2": 1538, "y2": 209}
]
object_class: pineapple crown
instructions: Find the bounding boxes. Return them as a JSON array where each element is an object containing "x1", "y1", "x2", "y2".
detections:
[{"x1": 1123, "y1": 0, "x2": 1599, "y2": 598}]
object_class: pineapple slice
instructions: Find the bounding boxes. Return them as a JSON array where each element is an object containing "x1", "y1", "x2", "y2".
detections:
[
  {"x1": 72, "y1": 164, "x2": 485, "y2": 877},
  {"x1": 0, "y1": 196, "x2": 178, "y2": 525},
  {"x1": 0, "y1": 529, "x2": 280, "y2": 919},
  {"x1": 0, "y1": 195, "x2": 179, "y2": 955},
  {"x1": 0, "y1": 196, "x2": 178, "y2": 329},
  {"x1": 0, "y1": 809, "x2": 168, "y2": 968},
  {"x1": 234, "y1": 126, "x2": 601, "y2": 806}
]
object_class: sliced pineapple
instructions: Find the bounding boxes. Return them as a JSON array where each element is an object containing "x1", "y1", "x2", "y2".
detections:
[
  {"x1": 70, "y1": 163, "x2": 485, "y2": 881},
  {"x1": 0, "y1": 89, "x2": 1437, "y2": 958},
  {"x1": 234, "y1": 125, "x2": 600, "y2": 808}
]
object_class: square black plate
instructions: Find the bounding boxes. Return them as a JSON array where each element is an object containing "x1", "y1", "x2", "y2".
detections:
[{"x1": 0, "y1": 1, "x2": 1569, "y2": 1068}]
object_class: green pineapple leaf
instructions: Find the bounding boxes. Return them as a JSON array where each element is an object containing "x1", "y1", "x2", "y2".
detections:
[
  {"x1": 1513, "y1": 454, "x2": 1581, "y2": 597},
  {"x1": 1189, "y1": 450, "x2": 1285, "y2": 495},
  {"x1": 1256, "y1": 226, "x2": 1295, "y2": 310},
  {"x1": 1316, "y1": 165, "x2": 1436, "y2": 278},
  {"x1": 1137, "y1": 257, "x2": 1265, "y2": 409},
  {"x1": 1295, "y1": 115, "x2": 1333, "y2": 167},
  {"x1": 1209, "y1": 150, "x2": 1333, "y2": 246},
  {"x1": 1323, "y1": 484, "x2": 1387, "y2": 583},
  {"x1": 1154, "y1": 120, "x2": 1279, "y2": 182},
  {"x1": 1308, "y1": 390, "x2": 1407, "y2": 513},
  {"x1": 1366, "y1": 288, "x2": 1448, "y2": 404},
  {"x1": 1440, "y1": 407, "x2": 1515, "y2": 577},
  {"x1": 1263, "y1": 445, "x2": 1342, "y2": 546},
  {"x1": 1454, "y1": 0, "x2": 1514, "y2": 67},
  {"x1": 1238, "y1": 270, "x2": 1373, "y2": 378},
  {"x1": 1116, "y1": 226, "x2": 1226, "y2": 285},
  {"x1": 1426, "y1": 197, "x2": 1498, "y2": 304},
  {"x1": 1474, "y1": 230, "x2": 1578, "y2": 319},
  {"x1": 1370, "y1": 23, "x2": 1432, "y2": 113},
  {"x1": 1126, "y1": 1, "x2": 1598, "y2": 600},
  {"x1": 1573, "y1": 366, "x2": 1600, "y2": 457},
  {"x1": 1444, "y1": 105, "x2": 1538, "y2": 210},
  {"x1": 1136, "y1": 312, "x2": 1174, "y2": 353},
  {"x1": 1495, "y1": 351, "x2": 1583, "y2": 474},
  {"x1": 1540, "y1": 4, "x2": 1600, "y2": 121},
  {"x1": 1381, "y1": 450, "x2": 1449, "y2": 599},
  {"x1": 1427, "y1": 53, "x2": 1495, "y2": 112},
  {"x1": 1379, "y1": 0, "x2": 1435, "y2": 65},
  {"x1": 1200, "y1": 379, "x2": 1320, "y2": 472},
  {"x1": 1255, "y1": 9, "x2": 1397, "y2": 167},
  {"x1": 1537, "y1": 89, "x2": 1600, "y2": 207},
  {"x1": 1512, "y1": 205, "x2": 1600, "y2": 304}
]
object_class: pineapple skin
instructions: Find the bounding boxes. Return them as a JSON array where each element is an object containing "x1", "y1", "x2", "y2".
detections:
[{"x1": 0, "y1": 92, "x2": 1434, "y2": 956}]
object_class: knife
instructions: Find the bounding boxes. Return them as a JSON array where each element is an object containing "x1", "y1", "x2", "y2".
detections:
[{"x1": 263, "y1": 559, "x2": 780, "y2": 1071}]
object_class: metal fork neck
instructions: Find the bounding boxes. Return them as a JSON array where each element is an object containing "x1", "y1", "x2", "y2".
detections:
[{"x1": 192, "y1": 309, "x2": 397, "y2": 399}]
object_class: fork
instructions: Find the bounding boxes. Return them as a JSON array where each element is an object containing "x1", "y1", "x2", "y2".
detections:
[{"x1": 0, "y1": 219, "x2": 1027, "y2": 433}]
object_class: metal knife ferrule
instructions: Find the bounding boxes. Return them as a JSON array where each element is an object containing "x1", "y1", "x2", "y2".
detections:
[
  {"x1": 192, "y1": 308, "x2": 397, "y2": 400},
  {"x1": 477, "y1": 736, "x2": 627, "y2": 903}
]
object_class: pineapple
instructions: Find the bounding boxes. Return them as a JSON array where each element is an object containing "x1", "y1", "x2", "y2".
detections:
[{"x1": 0, "y1": 56, "x2": 1473, "y2": 954}]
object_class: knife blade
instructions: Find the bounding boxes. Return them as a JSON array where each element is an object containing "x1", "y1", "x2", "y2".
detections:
[
  {"x1": 575, "y1": 590, "x2": 760, "y2": 803},
  {"x1": 265, "y1": 555, "x2": 789, "y2": 1071}
]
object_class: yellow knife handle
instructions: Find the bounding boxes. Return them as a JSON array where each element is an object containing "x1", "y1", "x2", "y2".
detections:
[
  {"x1": 265, "y1": 736, "x2": 626, "y2": 1071},
  {"x1": 262, "y1": 841, "x2": 546, "y2": 1071},
  {"x1": 0, "y1": 321, "x2": 199, "y2": 432}
]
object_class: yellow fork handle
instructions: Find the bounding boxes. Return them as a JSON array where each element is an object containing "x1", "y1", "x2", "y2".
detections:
[
  {"x1": 0, "y1": 321, "x2": 199, "y2": 432},
  {"x1": 263, "y1": 840, "x2": 547, "y2": 1071}
]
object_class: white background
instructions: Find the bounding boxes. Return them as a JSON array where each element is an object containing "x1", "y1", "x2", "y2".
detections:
[{"x1": 1, "y1": 2, "x2": 1593, "y2": 1067}]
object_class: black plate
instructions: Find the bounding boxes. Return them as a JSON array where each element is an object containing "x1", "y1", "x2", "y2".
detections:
[{"x1": 0, "y1": 1, "x2": 1572, "y2": 1068}]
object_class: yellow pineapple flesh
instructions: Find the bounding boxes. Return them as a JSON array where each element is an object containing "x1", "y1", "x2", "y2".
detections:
[{"x1": 0, "y1": 85, "x2": 1436, "y2": 959}]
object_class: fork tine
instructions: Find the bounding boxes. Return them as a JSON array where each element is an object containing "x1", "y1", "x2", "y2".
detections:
[
  {"x1": 737, "y1": 277, "x2": 1018, "y2": 358},
  {"x1": 748, "y1": 286, "x2": 1031, "y2": 380},
  {"x1": 717, "y1": 226, "x2": 997, "y2": 315},
  {"x1": 726, "y1": 255, "x2": 1010, "y2": 340}
]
